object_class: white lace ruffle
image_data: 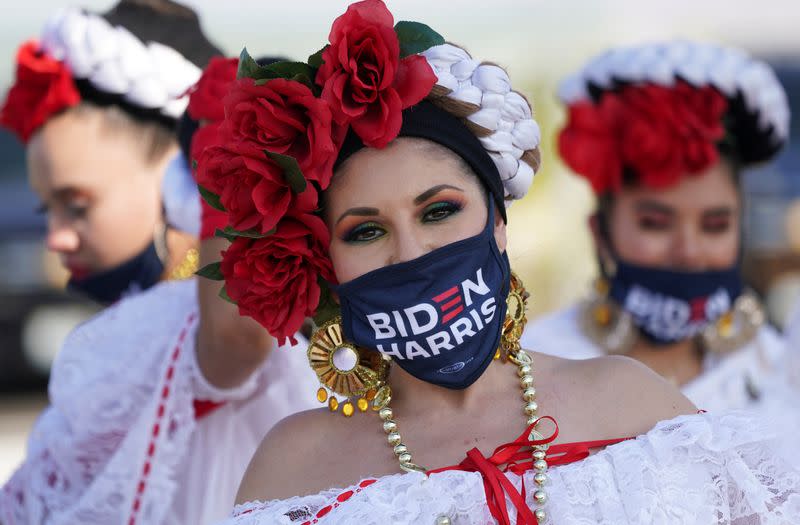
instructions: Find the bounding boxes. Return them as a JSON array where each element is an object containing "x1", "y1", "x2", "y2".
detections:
[
  {"x1": 0, "y1": 279, "x2": 317, "y2": 525},
  {"x1": 222, "y1": 411, "x2": 800, "y2": 525}
]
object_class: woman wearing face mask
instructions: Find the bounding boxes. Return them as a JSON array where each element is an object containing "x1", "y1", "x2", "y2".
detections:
[
  {"x1": 0, "y1": 4, "x2": 318, "y2": 524},
  {"x1": 186, "y1": 3, "x2": 797, "y2": 523},
  {"x1": 0, "y1": 0, "x2": 213, "y2": 304},
  {"x1": 518, "y1": 42, "x2": 792, "y2": 414}
]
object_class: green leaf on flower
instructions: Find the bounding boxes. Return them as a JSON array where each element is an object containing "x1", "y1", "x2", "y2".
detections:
[
  {"x1": 308, "y1": 45, "x2": 328, "y2": 69},
  {"x1": 237, "y1": 47, "x2": 262, "y2": 79},
  {"x1": 214, "y1": 228, "x2": 238, "y2": 242},
  {"x1": 313, "y1": 279, "x2": 340, "y2": 327},
  {"x1": 264, "y1": 150, "x2": 307, "y2": 194},
  {"x1": 198, "y1": 185, "x2": 225, "y2": 212},
  {"x1": 218, "y1": 285, "x2": 236, "y2": 304},
  {"x1": 394, "y1": 21, "x2": 445, "y2": 57},
  {"x1": 221, "y1": 225, "x2": 274, "y2": 239},
  {"x1": 196, "y1": 262, "x2": 224, "y2": 281}
]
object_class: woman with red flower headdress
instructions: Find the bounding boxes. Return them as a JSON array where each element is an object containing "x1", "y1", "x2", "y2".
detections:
[
  {"x1": 0, "y1": 3, "x2": 318, "y2": 524},
  {"x1": 519, "y1": 41, "x2": 798, "y2": 415},
  {"x1": 183, "y1": 3, "x2": 798, "y2": 523}
]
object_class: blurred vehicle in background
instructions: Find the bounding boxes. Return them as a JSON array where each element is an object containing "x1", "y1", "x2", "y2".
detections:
[
  {"x1": 0, "y1": 129, "x2": 98, "y2": 393},
  {"x1": 743, "y1": 58, "x2": 800, "y2": 329}
]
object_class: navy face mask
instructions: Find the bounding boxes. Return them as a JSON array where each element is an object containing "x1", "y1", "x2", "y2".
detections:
[
  {"x1": 67, "y1": 241, "x2": 165, "y2": 305},
  {"x1": 609, "y1": 259, "x2": 742, "y2": 344},
  {"x1": 333, "y1": 201, "x2": 511, "y2": 390}
]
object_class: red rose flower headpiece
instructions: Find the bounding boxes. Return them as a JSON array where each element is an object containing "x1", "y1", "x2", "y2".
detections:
[
  {"x1": 196, "y1": 0, "x2": 543, "y2": 344},
  {"x1": 557, "y1": 41, "x2": 790, "y2": 194},
  {"x1": 0, "y1": 40, "x2": 81, "y2": 143},
  {"x1": 1, "y1": 7, "x2": 202, "y2": 143}
]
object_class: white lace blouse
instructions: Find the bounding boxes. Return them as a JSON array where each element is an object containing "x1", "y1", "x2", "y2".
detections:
[
  {"x1": 0, "y1": 279, "x2": 320, "y2": 525},
  {"x1": 520, "y1": 305, "x2": 791, "y2": 412},
  {"x1": 221, "y1": 411, "x2": 800, "y2": 524}
]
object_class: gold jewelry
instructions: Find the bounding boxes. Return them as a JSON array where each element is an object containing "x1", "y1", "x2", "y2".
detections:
[
  {"x1": 370, "y1": 272, "x2": 550, "y2": 521},
  {"x1": 168, "y1": 248, "x2": 199, "y2": 281},
  {"x1": 308, "y1": 317, "x2": 390, "y2": 417},
  {"x1": 700, "y1": 290, "x2": 764, "y2": 354},
  {"x1": 578, "y1": 278, "x2": 637, "y2": 354}
]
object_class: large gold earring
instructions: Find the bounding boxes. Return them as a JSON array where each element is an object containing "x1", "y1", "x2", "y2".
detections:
[
  {"x1": 579, "y1": 277, "x2": 637, "y2": 354},
  {"x1": 498, "y1": 272, "x2": 529, "y2": 360},
  {"x1": 308, "y1": 317, "x2": 390, "y2": 417}
]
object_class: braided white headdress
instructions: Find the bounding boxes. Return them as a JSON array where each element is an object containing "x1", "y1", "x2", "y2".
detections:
[
  {"x1": 40, "y1": 7, "x2": 201, "y2": 120},
  {"x1": 558, "y1": 40, "x2": 789, "y2": 160},
  {"x1": 421, "y1": 43, "x2": 541, "y2": 203}
]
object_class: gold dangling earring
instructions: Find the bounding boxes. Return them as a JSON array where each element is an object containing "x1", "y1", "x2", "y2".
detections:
[
  {"x1": 307, "y1": 317, "x2": 390, "y2": 417},
  {"x1": 580, "y1": 276, "x2": 637, "y2": 354},
  {"x1": 498, "y1": 272, "x2": 530, "y2": 360}
]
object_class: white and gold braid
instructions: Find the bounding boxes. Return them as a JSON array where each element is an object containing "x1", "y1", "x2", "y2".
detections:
[
  {"x1": 421, "y1": 43, "x2": 542, "y2": 203},
  {"x1": 39, "y1": 7, "x2": 201, "y2": 119}
]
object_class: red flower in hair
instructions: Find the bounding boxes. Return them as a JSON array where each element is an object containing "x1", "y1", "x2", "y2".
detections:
[
  {"x1": 190, "y1": 122, "x2": 229, "y2": 239},
  {"x1": 221, "y1": 77, "x2": 342, "y2": 188},
  {"x1": 559, "y1": 81, "x2": 727, "y2": 193},
  {"x1": 187, "y1": 56, "x2": 239, "y2": 123},
  {"x1": 617, "y1": 82, "x2": 726, "y2": 188},
  {"x1": 196, "y1": 143, "x2": 318, "y2": 234},
  {"x1": 316, "y1": 0, "x2": 436, "y2": 148},
  {"x1": 558, "y1": 101, "x2": 622, "y2": 194},
  {"x1": 220, "y1": 213, "x2": 335, "y2": 345},
  {"x1": 0, "y1": 41, "x2": 80, "y2": 143}
]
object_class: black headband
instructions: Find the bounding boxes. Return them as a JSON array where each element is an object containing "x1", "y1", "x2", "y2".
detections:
[{"x1": 335, "y1": 100, "x2": 507, "y2": 222}]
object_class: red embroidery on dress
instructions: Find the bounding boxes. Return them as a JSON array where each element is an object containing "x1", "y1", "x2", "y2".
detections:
[
  {"x1": 126, "y1": 312, "x2": 196, "y2": 525},
  {"x1": 299, "y1": 479, "x2": 378, "y2": 525}
]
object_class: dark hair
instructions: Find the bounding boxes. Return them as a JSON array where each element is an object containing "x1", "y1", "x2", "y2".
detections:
[
  {"x1": 73, "y1": 0, "x2": 224, "y2": 166},
  {"x1": 101, "y1": 0, "x2": 222, "y2": 68}
]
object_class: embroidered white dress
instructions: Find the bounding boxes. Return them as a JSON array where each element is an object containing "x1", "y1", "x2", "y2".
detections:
[
  {"x1": 220, "y1": 411, "x2": 800, "y2": 524},
  {"x1": 0, "y1": 279, "x2": 319, "y2": 525},
  {"x1": 520, "y1": 305, "x2": 790, "y2": 412}
]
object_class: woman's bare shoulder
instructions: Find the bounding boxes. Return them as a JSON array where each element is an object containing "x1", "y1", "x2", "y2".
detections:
[
  {"x1": 531, "y1": 351, "x2": 696, "y2": 439},
  {"x1": 236, "y1": 406, "x2": 387, "y2": 504}
]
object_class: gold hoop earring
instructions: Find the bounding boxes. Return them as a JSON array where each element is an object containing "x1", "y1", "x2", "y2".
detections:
[
  {"x1": 497, "y1": 272, "x2": 529, "y2": 360},
  {"x1": 308, "y1": 317, "x2": 390, "y2": 417}
]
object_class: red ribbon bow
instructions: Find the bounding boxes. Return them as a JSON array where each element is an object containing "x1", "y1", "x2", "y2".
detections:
[{"x1": 429, "y1": 416, "x2": 630, "y2": 525}]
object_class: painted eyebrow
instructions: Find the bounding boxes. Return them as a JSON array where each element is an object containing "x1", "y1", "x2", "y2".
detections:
[
  {"x1": 335, "y1": 184, "x2": 465, "y2": 225},
  {"x1": 413, "y1": 184, "x2": 464, "y2": 205},
  {"x1": 335, "y1": 207, "x2": 380, "y2": 226},
  {"x1": 51, "y1": 186, "x2": 91, "y2": 202},
  {"x1": 701, "y1": 207, "x2": 735, "y2": 217},
  {"x1": 635, "y1": 200, "x2": 675, "y2": 215}
]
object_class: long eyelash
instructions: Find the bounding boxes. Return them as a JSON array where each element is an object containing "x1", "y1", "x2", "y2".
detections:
[{"x1": 343, "y1": 221, "x2": 383, "y2": 242}]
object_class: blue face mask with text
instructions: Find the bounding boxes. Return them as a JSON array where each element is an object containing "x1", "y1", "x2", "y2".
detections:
[
  {"x1": 609, "y1": 259, "x2": 742, "y2": 344},
  {"x1": 333, "y1": 201, "x2": 510, "y2": 389}
]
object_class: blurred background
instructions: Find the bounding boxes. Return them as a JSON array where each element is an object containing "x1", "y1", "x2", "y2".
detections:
[{"x1": 0, "y1": 0, "x2": 799, "y2": 483}]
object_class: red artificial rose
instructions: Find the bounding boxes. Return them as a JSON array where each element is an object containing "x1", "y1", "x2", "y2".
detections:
[
  {"x1": 616, "y1": 82, "x2": 726, "y2": 188},
  {"x1": 187, "y1": 56, "x2": 239, "y2": 122},
  {"x1": 0, "y1": 41, "x2": 80, "y2": 143},
  {"x1": 316, "y1": 0, "x2": 437, "y2": 148},
  {"x1": 220, "y1": 213, "x2": 335, "y2": 344},
  {"x1": 196, "y1": 143, "x2": 318, "y2": 234},
  {"x1": 558, "y1": 101, "x2": 622, "y2": 194},
  {"x1": 559, "y1": 81, "x2": 728, "y2": 194},
  {"x1": 220, "y1": 77, "x2": 342, "y2": 188},
  {"x1": 189, "y1": 122, "x2": 230, "y2": 239}
]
